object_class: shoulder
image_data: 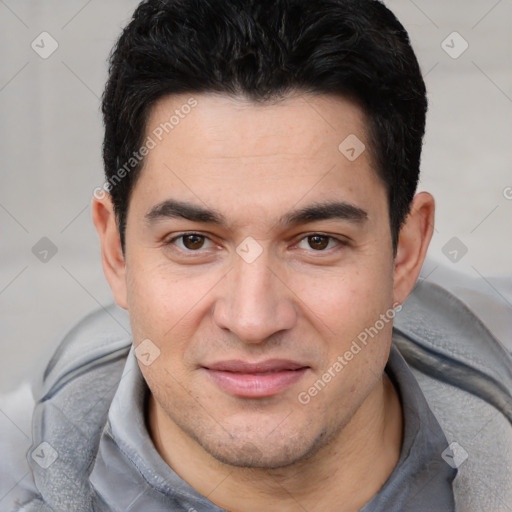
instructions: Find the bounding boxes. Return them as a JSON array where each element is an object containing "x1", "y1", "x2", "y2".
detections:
[
  {"x1": 394, "y1": 266, "x2": 512, "y2": 511},
  {"x1": 36, "y1": 303, "x2": 132, "y2": 402},
  {"x1": 3, "y1": 304, "x2": 132, "y2": 511},
  {"x1": 0, "y1": 382, "x2": 36, "y2": 511}
]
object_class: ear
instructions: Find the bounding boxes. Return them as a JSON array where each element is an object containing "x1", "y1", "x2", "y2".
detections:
[
  {"x1": 92, "y1": 194, "x2": 128, "y2": 309},
  {"x1": 393, "y1": 192, "x2": 435, "y2": 305}
]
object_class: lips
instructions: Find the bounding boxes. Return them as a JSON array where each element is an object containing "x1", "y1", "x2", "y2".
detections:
[{"x1": 202, "y1": 359, "x2": 309, "y2": 398}]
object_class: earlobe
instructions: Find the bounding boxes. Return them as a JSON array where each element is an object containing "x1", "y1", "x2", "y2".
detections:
[
  {"x1": 393, "y1": 192, "x2": 435, "y2": 305},
  {"x1": 91, "y1": 195, "x2": 128, "y2": 309}
]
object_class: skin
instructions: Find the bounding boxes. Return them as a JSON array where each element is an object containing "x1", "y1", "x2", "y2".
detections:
[{"x1": 93, "y1": 92, "x2": 434, "y2": 511}]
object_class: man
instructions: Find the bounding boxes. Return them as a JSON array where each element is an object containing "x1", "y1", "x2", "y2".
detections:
[{"x1": 5, "y1": 0, "x2": 512, "y2": 511}]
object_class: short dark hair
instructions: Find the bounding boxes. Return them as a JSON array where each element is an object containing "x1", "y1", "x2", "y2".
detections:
[{"x1": 102, "y1": 0, "x2": 427, "y2": 251}]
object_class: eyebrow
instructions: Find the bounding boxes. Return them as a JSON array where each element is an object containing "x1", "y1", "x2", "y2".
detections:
[
  {"x1": 144, "y1": 199, "x2": 368, "y2": 228},
  {"x1": 145, "y1": 200, "x2": 225, "y2": 225},
  {"x1": 281, "y1": 201, "x2": 368, "y2": 226}
]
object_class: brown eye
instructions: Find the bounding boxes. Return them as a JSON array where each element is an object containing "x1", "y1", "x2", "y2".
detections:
[
  {"x1": 307, "y1": 235, "x2": 329, "y2": 250},
  {"x1": 182, "y1": 234, "x2": 205, "y2": 250}
]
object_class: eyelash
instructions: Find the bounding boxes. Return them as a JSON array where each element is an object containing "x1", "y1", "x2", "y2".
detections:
[
  {"x1": 166, "y1": 232, "x2": 215, "y2": 251},
  {"x1": 165, "y1": 232, "x2": 347, "y2": 253}
]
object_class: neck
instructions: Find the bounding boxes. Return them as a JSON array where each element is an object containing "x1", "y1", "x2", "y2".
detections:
[{"x1": 148, "y1": 372, "x2": 403, "y2": 512}]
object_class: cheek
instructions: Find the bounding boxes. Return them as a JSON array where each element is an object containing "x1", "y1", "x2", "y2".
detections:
[
  {"x1": 124, "y1": 255, "x2": 227, "y2": 363},
  {"x1": 124, "y1": 263, "x2": 203, "y2": 392},
  {"x1": 290, "y1": 261, "x2": 393, "y2": 342},
  {"x1": 125, "y1": 257, "x2": 196, "y2": 343}
]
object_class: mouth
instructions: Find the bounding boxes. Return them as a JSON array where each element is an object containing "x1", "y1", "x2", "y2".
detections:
[{"x1": 202, "y1": 359, "x2": 310, "y2": 398}]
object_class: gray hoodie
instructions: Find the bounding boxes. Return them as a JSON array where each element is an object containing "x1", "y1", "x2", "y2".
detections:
[{"x1": 3, "y1": 278, "x2": 512, "y2": 512}]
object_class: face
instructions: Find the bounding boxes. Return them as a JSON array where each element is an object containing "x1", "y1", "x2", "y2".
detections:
[{"x1": 118, "y1": 93, "x2": 399, "y2": 468}]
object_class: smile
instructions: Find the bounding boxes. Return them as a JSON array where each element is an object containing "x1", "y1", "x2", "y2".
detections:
[{"x1": 202, "y1": 359, "x2": 310, "y2": 398}]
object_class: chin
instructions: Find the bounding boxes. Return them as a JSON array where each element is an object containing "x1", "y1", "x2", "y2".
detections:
[
  {"x1": 204, "y1": 441, "x2": 308, "y2": 469},
  {"x1": 192, "y1": 424, "x2": 333, "y2": 470}
]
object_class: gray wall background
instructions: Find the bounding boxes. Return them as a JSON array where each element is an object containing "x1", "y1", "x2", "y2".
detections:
[{"x1": 1, "y1": 0, "x2": 511, "y2": 392}]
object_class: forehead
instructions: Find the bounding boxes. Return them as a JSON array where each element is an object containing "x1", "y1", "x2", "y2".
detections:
[
  {"x1": 132, "y1": 92, "x2": 386, "y2": 223},
  {"x1": 146, "y1": 92, "x2": 369, "y2": 161}
]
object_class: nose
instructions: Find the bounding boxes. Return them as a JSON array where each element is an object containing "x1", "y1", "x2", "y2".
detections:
[{"x1": 213, "y1": 248, "x2": 297, "y2": 343}]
